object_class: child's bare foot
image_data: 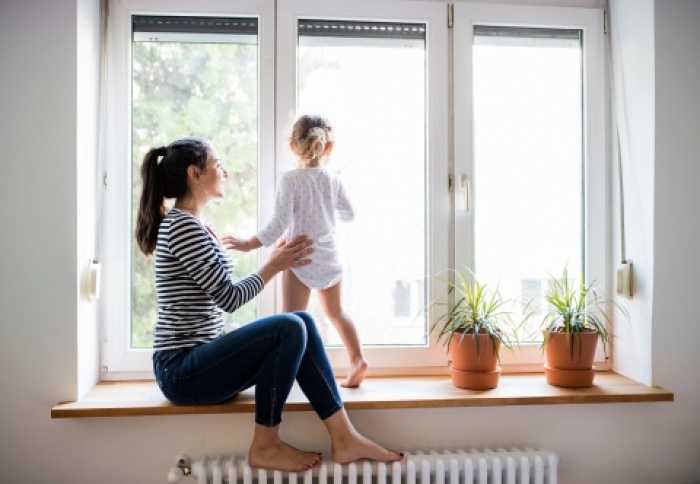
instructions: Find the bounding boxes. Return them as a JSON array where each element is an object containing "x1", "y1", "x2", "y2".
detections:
[
  {"x1": 331, "y1": 431, "x2": 403, "y2": 464},
  {"x1": 248, "y1": 441, "x2": 322, "y2": 472},
  {"x1": 341, "y1": 358, "x2": 369, "y2": 388}
]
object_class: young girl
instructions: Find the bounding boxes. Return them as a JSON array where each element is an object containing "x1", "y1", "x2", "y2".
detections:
[{"x1": 225, "y1": 114, "x2": 368, "y2": 387}]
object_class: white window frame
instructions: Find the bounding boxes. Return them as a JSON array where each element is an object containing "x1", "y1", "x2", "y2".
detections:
[
  {"x1": 276, "y1": 0, "x2": 449, "y2": 375},
  {"x1": 453, "y1": 4, "x2": 608, "y2": 371},
  {"x1": 102, "y1": 0, "x2": 276, "y2": 379},
  {"x1": 100, "y1": 0, "x2": 608, "y2": 379}
]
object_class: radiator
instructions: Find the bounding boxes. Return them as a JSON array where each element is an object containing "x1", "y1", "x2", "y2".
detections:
[{"x1": 168, "y1": 448, "x2": 558, "y2": 484}]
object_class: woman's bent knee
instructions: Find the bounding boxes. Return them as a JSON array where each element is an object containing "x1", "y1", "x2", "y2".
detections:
[
  {"x1": 292, "y1": 311, "x2": 325, "y2": 342},
  {"x1": 277, "y1": 313, "x2": 308, "y2": 346},
  {"x1": 292, "y1": 311, "x2": 314, "y2": 326}
]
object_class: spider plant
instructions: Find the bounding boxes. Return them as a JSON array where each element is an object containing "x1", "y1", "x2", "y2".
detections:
[
  {"x1": 540, "y1": 267, "x2": 622, "y2": 358},
  {"x1": 430, "y1": 269, "x2": 519, "y2": 359}
]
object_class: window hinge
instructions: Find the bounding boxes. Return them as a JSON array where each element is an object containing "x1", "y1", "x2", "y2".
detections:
[
  {"x1": 448, "y1": 173, "x2": 454, "y2": 191},
  {"x1": 448, "y1": 4, "x2": 454, "y2": 29},
  {"x1": 603, "y1": 8, "x2": 609, "y2": 34}
]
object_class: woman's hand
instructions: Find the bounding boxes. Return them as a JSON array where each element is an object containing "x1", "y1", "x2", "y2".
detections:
[
  {"x1": 222, "y1": 235, "x2": 262, "y2": 252},
  {"x1": 257, "y1": 236, "x2": 313, "y2": 284}
]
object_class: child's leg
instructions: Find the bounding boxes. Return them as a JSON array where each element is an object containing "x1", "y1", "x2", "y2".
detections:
[
  {"x1": 282, "y1": 269, "x2": 311, "y2": 312},
  {"x1": 317, "y1": 280, "x2": 368, "y2": 388}
]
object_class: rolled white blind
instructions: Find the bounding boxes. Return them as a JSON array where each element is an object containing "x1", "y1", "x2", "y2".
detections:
[
  {"x1": 132, "y1": 15, "x2": 257, "y2": 35},
  {"x1": 298, "y1": 19, "x2": 426, "y2": 40},
  {"x1": 474, "y1": 25, "x2": 581, "y2": 41}
]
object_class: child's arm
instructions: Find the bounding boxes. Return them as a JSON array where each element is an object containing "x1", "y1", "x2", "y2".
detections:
[
  {"x1": 334, "y1": 178, "x2": 355, "y2": 222},
  {"x1": 256, "y1": 174, "x2": 295, "y2": 246},
  {"x1": 221, "y1": 235, "x2": 263, "y2": 252}
]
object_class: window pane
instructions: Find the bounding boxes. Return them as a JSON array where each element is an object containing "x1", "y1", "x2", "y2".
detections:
[
  {"x1": 131, "y1": 21, "x2": 259, "y2": 348},
  {"x1": 297, "y1": 21, "x2": 427, "y2": 346},
  {"x1": 472, "y1": 28, "x2": 584, "y2": 341}
]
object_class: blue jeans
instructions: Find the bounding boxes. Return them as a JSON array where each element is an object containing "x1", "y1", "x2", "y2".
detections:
[{"x1": 153, "y1": 311, "x2": 343, "y2": 427}]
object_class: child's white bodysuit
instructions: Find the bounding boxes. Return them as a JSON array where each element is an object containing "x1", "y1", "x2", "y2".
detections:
[{"x1": 256, "y1": 167, "x2": 354, "y2": 289}]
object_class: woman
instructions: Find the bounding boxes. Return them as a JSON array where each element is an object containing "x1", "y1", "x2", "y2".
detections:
[{"x1": 135, "y1": 137, "x2": 402, "y2": 472}]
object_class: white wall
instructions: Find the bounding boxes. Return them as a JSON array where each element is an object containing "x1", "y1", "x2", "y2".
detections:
[
  {"x1": 608, "y1": 0, "x2": 655, "y2": 384},
  {"x1": 652, "y1": 0, "x2": 700, "y2": 425},
  {"x1": 0, "y1": 0, "x2": 698, "y2": 483},
  {"x1": 76, "y1": 0, "x2": 102, "y2": 398}
]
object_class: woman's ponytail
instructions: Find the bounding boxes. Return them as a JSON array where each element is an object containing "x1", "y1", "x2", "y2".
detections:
[
  {"x1": 135, "y1": 138, "x2": 210, "y2": 255},
  {"x1": 135, "y1": 147, "x2": 167, "y2": 255}
]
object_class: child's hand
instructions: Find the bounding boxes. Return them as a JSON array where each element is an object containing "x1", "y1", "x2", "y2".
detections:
[{"x1": 221, "y1": 236, "x2": 261, "y2": 252}]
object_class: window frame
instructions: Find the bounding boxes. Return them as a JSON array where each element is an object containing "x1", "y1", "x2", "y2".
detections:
[
  {"x1": 100, "y1": 0, "x2": 608, "y2": 379},
  {"x1": 453, "y1": 4, "x2": 608, "y2": 370},
  {"x1": 276, "y1": 0, "x2": 449, "y2": 374},
  {"x1": 102, "y1": 0, "x2": 276, "y2": 378}
]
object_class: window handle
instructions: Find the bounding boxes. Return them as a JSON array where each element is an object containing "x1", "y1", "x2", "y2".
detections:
[{"x1": 459, "y1": 174, "x2": 471, "y2": 212}]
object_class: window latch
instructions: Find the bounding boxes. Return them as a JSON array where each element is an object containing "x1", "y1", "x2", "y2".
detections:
[{"x1": 459, "y1": 174, "x2": 471, "y2": 212}]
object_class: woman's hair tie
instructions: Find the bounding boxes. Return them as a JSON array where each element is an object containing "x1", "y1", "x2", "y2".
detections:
[{"x1": 155, "y1": 146, "x2": 168, "y2": 158}]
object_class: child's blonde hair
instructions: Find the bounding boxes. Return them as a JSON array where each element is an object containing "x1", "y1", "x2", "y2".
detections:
[{"x1": 290, "y1": 114, "x2": 334, "y2": 168}]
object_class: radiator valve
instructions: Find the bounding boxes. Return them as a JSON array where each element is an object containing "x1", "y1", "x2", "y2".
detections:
[{"x1": 168, "y1": 454, "x2": 192, "y2": 483}]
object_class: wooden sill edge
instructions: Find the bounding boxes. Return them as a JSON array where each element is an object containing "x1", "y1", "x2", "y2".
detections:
[{"x1": 51, "y1": 371, "x2": 673, "y2": 418}]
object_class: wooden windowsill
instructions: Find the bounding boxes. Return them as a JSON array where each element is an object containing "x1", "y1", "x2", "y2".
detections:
[{"x1": 51, "y1": 372, "x2": 672, "y2": 418}]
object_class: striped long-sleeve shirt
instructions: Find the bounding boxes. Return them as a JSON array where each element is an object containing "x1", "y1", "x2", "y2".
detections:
[{"x1": 153, "y1": 208, "x2": 264, "y2": 351}]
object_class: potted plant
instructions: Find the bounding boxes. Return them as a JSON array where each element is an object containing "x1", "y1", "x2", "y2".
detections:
[
  {"x1": 430, "y1": 270, "x2": 518, "y2": 390},
  {"x1": 538, "y1": 267, "x2": 622, "y2": 388}
]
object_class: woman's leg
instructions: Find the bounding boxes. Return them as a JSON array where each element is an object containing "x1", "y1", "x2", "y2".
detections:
[
  {"x1": 153, "y1": 313, "x2": 321, "y2": 471},
  {"x1": 323, "y1": 409, "x2": 404, "y2": 464},
  {"x1": 249, "y1": 424, "x2": 321, "y2": 472},
  {"x1": 156, "y1": 314, "x2": 305, "y2": 416},
  {"x1": 289, "y1": 311, "x2": 344, "y2": 420},
  {"x1": 290, "y1": 312, "x2": 402, "y2": 464},
  {"x1": 282, "y1": 269, "x2": 311, "y2": 312},
  {"x1": 317, "y1": 281, "x2": 368, "y2": 387}
]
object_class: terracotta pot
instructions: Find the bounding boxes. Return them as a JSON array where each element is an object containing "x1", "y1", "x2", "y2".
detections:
[
  {"x1": 450, "y1": 366, "x2": 501, "y2": 390},
  {"x1": 448, "y1": 332, "x2": 501, "y2": 390},
  {"x1": 543, "y1": 330, "x2": 598, "y2": 388},
  {"x1": 544, "y1": 365, "x2": 596, "y2": 388}
]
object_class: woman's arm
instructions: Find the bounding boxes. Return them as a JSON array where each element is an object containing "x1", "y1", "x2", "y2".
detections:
[
  {"x1": 169, "y1": 216, "x2": 312, "y2": 311},
  {"x1": 168, "y1": 216, "x2": 263, "y2": 313}
]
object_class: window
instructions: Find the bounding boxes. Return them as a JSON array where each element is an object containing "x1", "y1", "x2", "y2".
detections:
[
  {"x1": 473, "y1": 26, "x2": 585, "y2": 341},
  {"x1": 275, "y1": 0, "x2": 448, "y2": 372},
  {"x1": 295, "y1": 19, "x2": 428, "y2": 346},
  {"x1": 103, "y1": 0, "x2": 276, "y2": 376},
  {"x1": 130, "y1": 15, "x2": 260, "y2": 348},
  {"x1": 453, "y1": 4, "x2": 607, "y2": 367},
  {"x1": 102, "y1": 0, "x2": 605, "y2": 378}
]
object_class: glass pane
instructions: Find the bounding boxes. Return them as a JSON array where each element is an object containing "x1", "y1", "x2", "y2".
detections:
[
  {"x1": 131, "y1": 31, "x2": 259, "y2": 348},
  {"x1": 297, "y1": 24, "x2": 427, "y2": 346},
  {"x1": 472, "y1": 29, "x2": 584, "y2": 341}
]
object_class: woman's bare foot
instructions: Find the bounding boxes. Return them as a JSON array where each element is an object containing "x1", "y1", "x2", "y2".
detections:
[
  {"x1": 249, "y1": 424, "x2": 322, "y2": 472},
  {"x1": 248, "y1": 441, "x2": 321, "y2": 472},
  {"x1": 341, "y1": 358, "x2": 369, "y2": 388},
  {"x1": 331, "y1": 430, "x2": 403, "y2": 464}
]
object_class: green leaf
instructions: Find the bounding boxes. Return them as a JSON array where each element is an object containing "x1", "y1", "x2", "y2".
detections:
[{"x1": 428, "y1": 267, "x2": 522, "y2": 359}]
